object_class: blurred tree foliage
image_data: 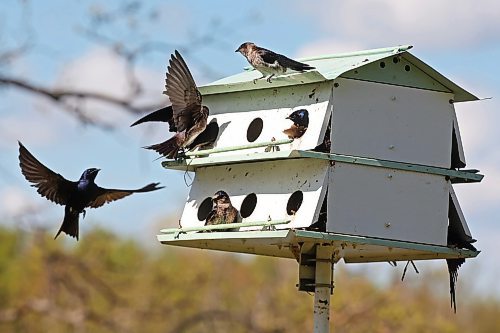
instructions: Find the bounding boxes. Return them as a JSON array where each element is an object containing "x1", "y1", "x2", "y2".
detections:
[{"x1": 0, "y1": 226, "x2": 498, "y2": 333}]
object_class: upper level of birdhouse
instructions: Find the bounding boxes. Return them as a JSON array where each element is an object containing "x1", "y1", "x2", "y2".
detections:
[{"x1": 164, "y1": 45, "x2": 477, "y2": 171}]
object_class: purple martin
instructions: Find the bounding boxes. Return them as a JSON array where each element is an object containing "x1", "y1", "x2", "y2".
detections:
[
  {"x1": 205, "y1": 190, "x2": 239, "y2": 231},
  {"x1": 446, "y1": 225, "x2": 477, "y2": 313},
  {"x1": 18, "y1": 142, "x2": 163, "y2": 240},
  {"x1": 235, "y1": 42, "x2": 315, "y2": 83},
  {"x1": 143, "y1": 51, "x2": 209, "y2": 159},
  {"x1": 283, "y1": 109, "x2": 309, "y2": 139}
]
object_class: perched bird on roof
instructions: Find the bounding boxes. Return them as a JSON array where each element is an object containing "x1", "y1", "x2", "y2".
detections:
[
  {"x1": 18, "y1": 142, "x2": 163, "y2": 240},
  {"x1": 446, "y1": 224, "x2": 477, "y2": 313},
  {"x1": 205, "y1": 190, "x2": 239, "y2": 232},
  {"x1": 143, "y1": 50, "x2": 209, "y2": 159},
  {"x1": 235, "y1": 42, "x2": 315, "y2": 83},
  {"x1": 283, "y1": 109, "x2": 309, "y2": 139}
]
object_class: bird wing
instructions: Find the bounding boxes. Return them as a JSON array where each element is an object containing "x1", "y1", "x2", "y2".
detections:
[
  {"x1": 18, "y1": 142, "x2": 76, "y2": 206},
  {"x1": 130, "y1": 106, "x2": 176, "y2": 132},
  {"x1": 87, "y1": 183, "x2": 163, "y2": 208},
  {"x1": 164, "y1": 50, "x2": 203, "y2": 132},
  {"x1": 258, "y1": 47, "x2": 314, "y2": 71}
]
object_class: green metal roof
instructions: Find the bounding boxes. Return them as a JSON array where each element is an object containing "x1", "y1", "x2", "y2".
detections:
[{"x1": 199, "y1": 45, "x2": 478, "y2": 102}]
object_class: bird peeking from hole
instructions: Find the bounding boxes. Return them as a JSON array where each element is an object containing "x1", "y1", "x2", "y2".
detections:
[
  {"x1": 205, "y1": 190, "x2": 239, "y2": 232},
  {"x1": 235, "y1": 42, "x2": 315, "y2": 84},
  {"x1": 283, "y1": 109, "x2": 309, "y2": 139},
  {"x1": 141, "y1": 50, "x2": 209, "y2": 159},
  {"x1": 18, "y1": 142, "x2": 163, "y2": 241}
]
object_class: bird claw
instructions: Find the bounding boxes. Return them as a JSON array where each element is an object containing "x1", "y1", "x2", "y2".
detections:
[
  {"x1": 82, "y1": 209, "x2": 86, "y2": 219},
  {"x1": 176, "y1": 149, "x2": 187, "y2": 161}
]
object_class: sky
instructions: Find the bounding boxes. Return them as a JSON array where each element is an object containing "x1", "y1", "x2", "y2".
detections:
[{"x1": 0, "y1": 0, "x2": 499, "y2": 295}]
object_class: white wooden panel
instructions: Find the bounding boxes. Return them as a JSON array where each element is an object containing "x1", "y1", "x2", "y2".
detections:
[
  {"x1": 331, "y1": 78, "x2": 454, "y2": 168},
  {"x1": 327, "y1": 162, "x2": 449, "y2": 245},
  {"x1": 202, "y1": 81, "x2": 333, "y2": 155},
  {"x1": 181, "y1": 158, "x2": 329, "y2": 230}
]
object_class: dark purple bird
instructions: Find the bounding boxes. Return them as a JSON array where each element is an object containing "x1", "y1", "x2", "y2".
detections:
[
  {"x1": 446, "y1": 224, "x2": 477, "y2": 313},
  {"x1": 236, "y1": 42, "x2": 315, "y2": 83},
  {"x1": 143, "y1": 51, "x2": 209, "y2": 159},
  {"x1": 283, "y1": 109, "x2": 309, "y2": 139},
  {"x1": 18, "y1": 142, "x2": 163, "y2": 240}
]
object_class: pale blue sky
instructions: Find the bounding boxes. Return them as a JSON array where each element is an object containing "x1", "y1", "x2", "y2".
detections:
[{"x1": 0, "y1": 0, "x2": 499, "y2": 294}]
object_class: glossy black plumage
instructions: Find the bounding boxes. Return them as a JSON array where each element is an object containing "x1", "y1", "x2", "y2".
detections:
[
  {"x1": 143, "y1": 51, "x2": 209, "y2": 159},
  {"x1": 131, "y1": 106, "x2": 176, "y2": 132},
  {"x1": 205, "y1": 190, "x2": 239, "y2": 232},
  {"x1": 283, "y1": 109, "x2": 309, "y2": 139},
  {"x1": 236, "y1": 42, "x2": 315, "y2": 83},
  {"x1": 18, "y1": 142, "x2": 163, "y2": 240},
  {"x1": 446, "y1": 225, "x2": 477, "y2": 313}
]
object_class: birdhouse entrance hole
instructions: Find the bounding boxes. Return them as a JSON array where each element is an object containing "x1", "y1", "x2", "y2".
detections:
[
  {"x1": 197, "y1": 197, "x2": 213, "y2": 221},
  {"x1": 247, "y1": 117, "x2": 263, "y2": 142},
  {"x1": 240, "y1": 193, "x2": 257, "y2": 218},
  {"x1": 287, "y1": 190, "x2": 304, "y2": 215}
]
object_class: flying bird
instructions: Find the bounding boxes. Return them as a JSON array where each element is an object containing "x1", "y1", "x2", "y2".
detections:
[
  {"x1": 18, "y1": 142, "x2": 163, "y2": 240},
  {"x1": 143, "y1": 50, "x2": 209, "y2": 159},
  {"x1": 132, "y1": 108, "x2": 218, "y2": 152},
  {"x1": 205, "y1": 190, "x2": 239, "y2": 231},
  {"x1": 283, "y1": 109, "x2": 309, "y2": 139},
  {"x1": 235, "y1": 42, "x2": 315, "y2": 83}
]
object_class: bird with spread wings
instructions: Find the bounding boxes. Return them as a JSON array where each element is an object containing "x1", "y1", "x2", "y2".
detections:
[
  {"x1": 142, "y1": 50, "x2": 210, "y2": 159},
  {"x1": 18, "y1": 142, "x2": 163, "y2": 240}
]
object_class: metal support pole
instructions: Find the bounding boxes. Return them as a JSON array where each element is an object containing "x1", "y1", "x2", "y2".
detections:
[{"x1": 313, "y1": 244, "x2": 334, "y2": 333}]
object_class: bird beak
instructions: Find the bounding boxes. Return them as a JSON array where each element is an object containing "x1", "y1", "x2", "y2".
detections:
[
  {"x1": 235, "y1": 49, "x2": 239, "y2": 52},
  {"x1": 285, "y1": 116, "x2": 291, "y2": 120},
  {"x1": 94, "y1": 168, "x2": 101, "y2": 174}
]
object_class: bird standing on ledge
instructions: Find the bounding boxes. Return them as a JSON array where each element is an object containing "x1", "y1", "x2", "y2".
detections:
[
  {"x1": 18, "y1": 142, "x2": 163, "y2": 240},
  {"x1": 283, "y1": 109, "x2": 309, "y2": 139},
  {"x1": 205, "y1": 190, "x2": 239, "y2": 232},
  {"x1": 236, "y1": 42, "x2": 315, "y2": 83},
  {"x1": 143, "y1": 50, "x2": 209, "y2": 159}
]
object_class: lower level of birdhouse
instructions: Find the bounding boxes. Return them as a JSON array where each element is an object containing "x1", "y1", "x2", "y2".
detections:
[{"x1": 174, "y1": 153, "x2": 475, "y2": 248}]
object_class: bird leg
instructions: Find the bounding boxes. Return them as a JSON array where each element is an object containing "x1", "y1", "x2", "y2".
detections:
[
  {"x1": 253, "y1": 74, "x2": 267, "y2": 84},
  {"x1": 266, "y1": 74, "x2": 275, "y2": 83},
  {"x1": 176, "y1": 148, "x2": 187, "y2": 161},
  {"x1": 82, "y1": 209, "x2": 86, "y2": 219}
]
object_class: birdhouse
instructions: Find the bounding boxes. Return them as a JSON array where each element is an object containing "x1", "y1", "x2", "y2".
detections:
[{"x1": 158, "y1": 44, "x2": 481, "y2": 264}]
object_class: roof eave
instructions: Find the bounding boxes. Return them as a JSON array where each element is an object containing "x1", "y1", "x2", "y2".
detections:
[{"x1": 402, "y1": 53, "x2": 478, "y2": 103}]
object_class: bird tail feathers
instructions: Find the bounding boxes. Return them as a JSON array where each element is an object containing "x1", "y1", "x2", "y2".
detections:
[
  {"x1": 446, "y1": 258, "x2": 465, "y2": 313},
  {"x1": 144, "y1": 136, "x2": 180, "y2": 159},
  {"x1": 55, "y1": 207, "x2": 80, "y2": 241}
]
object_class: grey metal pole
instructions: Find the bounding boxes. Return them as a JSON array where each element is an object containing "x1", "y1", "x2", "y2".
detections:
[{"x1": 313, "y1": 244, "x2": 334, "y2": 333}]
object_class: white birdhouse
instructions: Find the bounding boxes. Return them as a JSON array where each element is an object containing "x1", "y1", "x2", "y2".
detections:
[{"x1": 158, "y1": 45, "x2": 481, "y2": 264}]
